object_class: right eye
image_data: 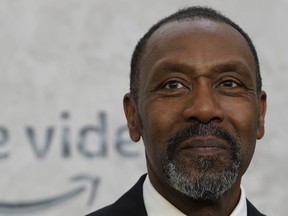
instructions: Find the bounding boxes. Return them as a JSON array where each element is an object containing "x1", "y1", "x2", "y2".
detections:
[{"x1": 164, "y1": 81, "x2": 185, "y2": 89}]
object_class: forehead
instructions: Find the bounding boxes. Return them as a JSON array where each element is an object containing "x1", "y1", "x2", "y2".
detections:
[
  {"x1": 145, "y1": 19, "x2": 252, "y2": 55},
  {"x1": 139, "y1": 19, "x2": 256, "y2": 80}
]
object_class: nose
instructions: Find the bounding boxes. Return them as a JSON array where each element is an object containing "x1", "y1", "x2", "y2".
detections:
[{"x1": 183, "y1": 83, "x2": 224, "y2": 124}]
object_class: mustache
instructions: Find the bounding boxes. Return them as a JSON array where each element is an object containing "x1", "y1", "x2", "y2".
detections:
[{"x1": 166, "y1": 123, "x2": 239, "y2": 160}]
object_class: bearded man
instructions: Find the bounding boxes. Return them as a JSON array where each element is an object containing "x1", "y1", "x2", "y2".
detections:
[{"x1": 87, "y1": 6, "x2": 267, "y2": 216}]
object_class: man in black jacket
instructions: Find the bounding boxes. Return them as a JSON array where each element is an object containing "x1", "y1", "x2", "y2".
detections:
[{"x1": 88, "y1": 6, "x2": 267, "y2": 216}]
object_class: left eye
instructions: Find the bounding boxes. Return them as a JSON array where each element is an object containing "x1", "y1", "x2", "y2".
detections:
[
  {"x1": 218, "y1": 80, "x2": 239, "y2": 88},
  {"x1": 164, "y1": 81, "x2": 185, "y2": 89}
]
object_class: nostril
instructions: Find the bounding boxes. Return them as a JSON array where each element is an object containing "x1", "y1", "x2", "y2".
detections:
[
  {"x1": 187, "y1": 115, "x2": 223, "y2": 124},
  {"x1": 183, "y1": 98, "x2": 224, "y2": 124}
]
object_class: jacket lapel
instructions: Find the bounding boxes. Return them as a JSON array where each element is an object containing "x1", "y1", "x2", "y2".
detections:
[
  {"x1": 110, "y1": 174, "x2": 148, "y2": 216},
  {"x1": 246, "y1": 199, "x2": 265, "y2": 216}
]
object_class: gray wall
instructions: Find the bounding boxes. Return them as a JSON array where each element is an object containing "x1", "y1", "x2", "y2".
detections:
[{"x1": 0, "y1": 0, "x2": 286, "y2": 215}]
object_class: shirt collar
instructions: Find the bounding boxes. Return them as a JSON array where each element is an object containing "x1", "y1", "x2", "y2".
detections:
[
  {"x1": 230, "y1": 185, "x2": 247, "y2": 216},
  {"x1": 143, "y1": 175, "x2": 247, "y2": 216}
]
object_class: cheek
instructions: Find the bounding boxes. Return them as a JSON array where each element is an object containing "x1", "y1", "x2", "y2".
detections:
[
  {"x1": 224, "y1": 101, "x2": 259, "y2": 172},
  {"x1": 142, "y1": 100, "x2": 181, "y2": 139},
  {"x1": 140, "y1": 101, "x2": 181, "y2": 166},
  {"x1": 224, "y1": 98, "x2": 259, "y2": 138}
]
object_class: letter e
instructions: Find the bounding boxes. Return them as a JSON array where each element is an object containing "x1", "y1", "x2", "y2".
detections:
[{"x1": 0, "y1": 127, "x2": 9, "y2": 159}]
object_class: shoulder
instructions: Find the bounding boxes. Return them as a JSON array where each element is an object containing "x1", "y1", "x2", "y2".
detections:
[{"x1": 86, "y1": 175, "x2": 147, "y2": 216}]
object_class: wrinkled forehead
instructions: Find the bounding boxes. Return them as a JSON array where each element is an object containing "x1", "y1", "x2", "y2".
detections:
[
  {"x1": 150, "y1": 19, "x2": 232, "y2": 41},
  {"x1": 145, "y1": 18, "x2": 252, "y2": 56},
  {"x1": 139, "y1": 18, "x2": 256, "y2": 77}
]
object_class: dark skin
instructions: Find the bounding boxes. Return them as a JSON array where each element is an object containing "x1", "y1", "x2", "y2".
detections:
[{"x1": 124, "y1": 19, "x2": 267, "y2": 216}]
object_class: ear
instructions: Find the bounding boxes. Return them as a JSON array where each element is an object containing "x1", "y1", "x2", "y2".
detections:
[
  {"x1": 257, "y1": 91, "x2": 267, "y2": 140},
  {"x1": 123, "y1": 93, "x2": 141, "y2": 142}
]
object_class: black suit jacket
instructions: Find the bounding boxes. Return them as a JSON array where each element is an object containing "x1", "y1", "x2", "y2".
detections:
[{"x1": 87, "y1": 175, "x2": 265, "y2": 216}]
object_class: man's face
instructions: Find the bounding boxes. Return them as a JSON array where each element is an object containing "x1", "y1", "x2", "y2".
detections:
[{"x1": 124, "y1": 19, "x2": 266, "y2": 199}]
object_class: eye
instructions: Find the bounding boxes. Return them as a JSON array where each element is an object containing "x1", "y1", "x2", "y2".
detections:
[
  {"x1": 218, "y1": 80, "x2": 240, "y2": 88},
  {"x1": 164, "y1": 81, "x2": 185, "y2": 89}
]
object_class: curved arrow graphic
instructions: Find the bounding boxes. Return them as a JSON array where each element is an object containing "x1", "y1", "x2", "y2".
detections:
[{"x1": 0, "y1": 174, "x2": 100, "y2": 214}]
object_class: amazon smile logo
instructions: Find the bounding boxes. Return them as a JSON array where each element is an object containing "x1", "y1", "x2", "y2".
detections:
[
  {"x1": 0, "y1": 174, "x2": 100, "y2": 214},
  {"x1": 0, "y1": 111, "x2": 142, "y2": 214}
]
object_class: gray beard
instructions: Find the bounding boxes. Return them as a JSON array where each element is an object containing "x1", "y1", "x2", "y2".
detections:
[{"x1": 163, "y1": 157, "x2": 240, "y2": 200}]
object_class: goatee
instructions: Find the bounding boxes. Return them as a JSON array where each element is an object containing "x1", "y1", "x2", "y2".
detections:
[{"x1": 162, "y1": 123, "x2": 241, "y2": 200}]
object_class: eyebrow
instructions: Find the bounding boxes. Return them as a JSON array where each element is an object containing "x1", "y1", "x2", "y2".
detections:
[
  {"x1": 150, "y1": 62, "x2": 194, "y2": 80},
  {"x1": 151, "y1": 60, "x2": 253, "y2": 78},
  {"x1": 211, "y1": 61, "x2": 253, "y2": 74}
]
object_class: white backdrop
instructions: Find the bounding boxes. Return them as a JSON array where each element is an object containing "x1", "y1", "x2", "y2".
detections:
[{"x1": 0, "y1": 0, "x2": 287, "y2": 215}]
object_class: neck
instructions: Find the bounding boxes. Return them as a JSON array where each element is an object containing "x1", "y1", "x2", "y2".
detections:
[{"x1": 147, "y1": 170, "x2": 242, "y2": 216}]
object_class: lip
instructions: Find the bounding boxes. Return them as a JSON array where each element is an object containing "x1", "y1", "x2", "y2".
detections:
[{"x1": 177, "y1": 136, "x2": 230, "y2": 155}]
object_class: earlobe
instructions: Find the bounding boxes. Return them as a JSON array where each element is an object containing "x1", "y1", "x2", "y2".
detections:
[
  {"x1": 123, "y1": 93, "x2": 141, "y2": 142},
  {"x1": 257, "y1": 91, "x2": 267, "y2": 140}
]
